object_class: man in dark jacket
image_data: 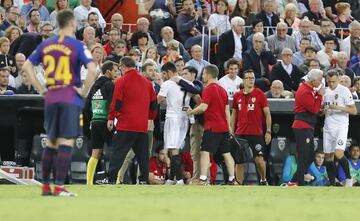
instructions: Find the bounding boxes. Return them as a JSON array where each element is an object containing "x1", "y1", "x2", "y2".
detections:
[
  {"x1": 255, "y1": 0, "x2": 280, "y2": 36},
  {"x1": 84, "y1": 61, "x2": 118, "y2": 185}
]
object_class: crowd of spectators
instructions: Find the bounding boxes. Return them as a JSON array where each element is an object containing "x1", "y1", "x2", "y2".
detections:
[{"x1": 1, "y1": 0, "x2": 360, "y2": 186}]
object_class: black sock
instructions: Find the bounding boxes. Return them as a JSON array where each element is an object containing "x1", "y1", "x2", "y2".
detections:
[
  {"x1": 41, "y1": 147, "x2": 57, "y2": 185},
  {"x1": 55, "y1": 145, "x2": 72, "y2": 186},
  {"x1": 338, "y1": 156, "x2": 351, "y2": 179},
  {"x1": 170, "y1": 155, "x2": 182, "y2": 181},
  {"x1": 325, "y1": 161, "x2": 336, "y2": 185}
]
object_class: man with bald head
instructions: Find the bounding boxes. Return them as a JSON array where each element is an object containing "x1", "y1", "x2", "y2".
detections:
[
  {"x1": 243, "y1": 32, "x2": 277, "y2": 91},
  {"x1": 132, "y1": 17, "x2": 156, "y2": 46},
  {"x1": 156, "y1": 26, "x2": 190, "y2": 62},
  {"x1": 267, "y1": 22, "x2": 297, "y2": 59},
  {"x1": 111, "y1": 13, "x2": 131, "y2": 43},
  {"x1": 185, "y1": 45, "x2": 210, "y2": 80},
  {"x1": 270, "y1": 48, "x2": 303, "y2": 93},
  {"x1": 82, "y1": 26, "x2": 96, "y2": 49}
]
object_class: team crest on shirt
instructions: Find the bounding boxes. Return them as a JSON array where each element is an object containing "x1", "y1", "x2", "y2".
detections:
[
  {"x1": 338, "y1": 139, "x2": 344, "y2": 146},
  {"x1": 9, "y1": 60, "x2": 13, "y2": 65},
  {"x1": 306, "y1": 138, "x2": 310, "y2": 143},
  {"x1": 335, "y1": 94, "x2": 338, "y2": 100},
  {"x1": 95, "y1": 100, "x2": 100, "y2": 109},
  {"x1": 251, "y1": 97, "x2": 256, "y2": 103},
  {"x1": 255, "y1": 144, "x2": 262, "y2": 151}
]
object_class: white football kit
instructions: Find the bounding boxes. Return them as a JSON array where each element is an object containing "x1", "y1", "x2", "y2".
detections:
[
  {"x1": 323, "y1": 84, "x2": 354, "y2": 153},
  {"x1": 159, "y1": 78, "x2": 193, "y2": 149},
  {"x1": 218, "y1": 75, "x2": 242, "y2": 101}
]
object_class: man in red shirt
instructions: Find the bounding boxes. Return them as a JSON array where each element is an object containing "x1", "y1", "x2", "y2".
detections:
[
  {"x1": 188, "y1": 64, "x2": 236, "y2": 185},
  {"x1": 291, "y1": 69, "x2": 325, "y2": 186},
  {"x1": 231, "y1": 69, "x2": 272, "y2": 185},
  {"x1": 105, "y1": 56, "x2": 158, "y2": 184},
  {"x1": 149, "y1": 147, "x2": 170, "y2": 185}
]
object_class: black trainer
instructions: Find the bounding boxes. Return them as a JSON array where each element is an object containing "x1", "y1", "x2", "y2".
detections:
[{"x1": 260, "y1": 180, "x2": 269, "y2": 186}]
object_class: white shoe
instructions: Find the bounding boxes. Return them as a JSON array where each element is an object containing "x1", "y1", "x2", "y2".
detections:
[
  {"x1": 175, "y1": 180, "x2": 184, "y2": 185},
  {"x1": 345, "y1": 178, "x2": 353, "y2": 187},
  {"x1": 164, "y1": 180, "x2": 175, "y2": 185}
]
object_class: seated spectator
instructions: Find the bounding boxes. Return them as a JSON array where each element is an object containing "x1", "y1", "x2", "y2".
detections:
[
  {"x1": 301, "y1": 0, "x2": 327, "y2": 26},
  {"x1": 0, "y1": 6, "x2": 19, "y2": 33},
  {"x1": 156, "y1": 26, "x2": 190, "y2": 62},
  {"x1": 135, "y1": 17, "x2": 156, "y2": 46},
  {"x1": 160, "y1": 41, "x2": 180, "y2": 66},
  {"x1": 176, "y1": 0, "x2": 209, "y2": 59},
  {"x1": 149, "y1": 146, "x2": 170, "y2": 185},
  {"x1": 255, "y1": 0, "x2": 280, "y2": 36},
  {"x1": 217, "y1": 16, "x2": 246, "y2": 77},
  {"x1": 82, "y1": 26, "x2": 96, "y2": 50},
  {"x1": 20, "y1": 0, "x2": 49, "y2": 24},
  {"x1": 0, "y1": 67, "x2": 15, "y2": 94},
  {"x1": 80, "y1": 43, "x2": 103, "y2": 82},
  {"x1": 267, "y1": 22, "x2": 297, "y2": 59},
  {"x1": 292, "y1": 18, "x2": 324, "y2": 51},
  {"x1": 243, "y1": 32, "x2": 277, "y2": 91},
  {"x1": 299, "y1": 57, "x2": 326, "y2": 76},
  {"x1": 9, "y1": 52, "x2": 25, "y2": 89},
  {"x1": 110, "y1": 13, "x2": 131, "y2": 46},
  {"x1": 317, "y1": 18, "x2": 339, "y2": 48},
  {"x1": 316, "y1": 35, "x2": 338, "y2": 69},
  {"x1": 186, "y1": 44, "x2": 210, "y2": 80},
  {"x1": 280, "y1": 3, "x2": 301, "y2": 35},
  {"x1": 208, "y1": 0, "x2": 231, "y2": 36},
  {"x1": 350, "y1": 61, "x2": 360, "y2": 77},
  {"x1": 75, "y1": 12, "x2": 103, "y2": 42},
  {"x1": 353, "y1": 77, "x2": 360, "y2": 99},
  {"x1": 338, "y1": 144, "x2": 360, "y2": 186},
  {"x1": 16, "y1": 72, "x2": 37, "y2": 94},
  {"x1": 292, "y1": 37, "x2": 311, "y2": 67},
  {"x1": 246, "y1": 19, "x2": 264, "y2": 51},
  {"x1": 46, "y1": 0, "x2": 79, "y2": 12},
  {"x1": 73, "y1": 0, "x2": 106, "y2": 30},
  {"x1": 105, "y1": 39, "x2": 127, "y2": 64},
  {"x1": 146, "y1": 0, "x2": 177, "y2": 43},
  {"x1": 265, "y1": 80, "x2": 285, "y2": 98},
  {"x1": 26, "y1": 8, "x2": 41, "y2": 33},
  {"x1": 270, "y1": 48, "x2": 303, "y2": 92},
  {"x1": 335, "y1": 51, "x2": 355, "y2": 81},
  {"x1": 229, "y1": 0, "x2": 256, "y2": 36},
  {"x1": 9, "y1": 22, "x2": 53, "y2": 57},
  {"x1": 49, "y1": 0, "x2": 69, "y2": 30},
  {"x1": 4, "y1": 25, "x2": 22, "y2": 44},
  {"x1": 128, "y1": 48, "x2": 142, "y2": 71},
  {"x1": 0, "y1": 0, "x2": 13, "y2": 14},
  {"x1": 280, "y1": 154, "x2": 297, "y2": 184},
  {"x1": 218, "y1": 58, "x2": 242, "y2": 101},
  {"x1": 298, "y1": 0, "x2": 325, "y2": 14},
  {"x1": 103, "y1": 28, "x2": 121, "y2": 56},
  {"x1": 180, "y1": 150, "x2": 193, "y2": 184},
  {"x1": 334, "y1": 2, "x2": 353, "y2": 39},
  {"x1": 339, "y1": 74, "x2": 357, "y2": 99},
  {"x1": 305, "y1": 150, "x2": 329, "y2": 186},
  {"x1": 323, "y1": 0, "x2": 342, "y2": 20},
  {"x1": 340, "y1": 21, "x2": 360, "y2": 59},
  {"x1": 174, "y1": 57, "x2": 185, "y2": 73},
  {"x1": 277, "y1": 0, "x2": 299, "y2": 19},
  {"x1": 131, "y1": 30, "x2": 149, "y2": 57},
  {"x1": 0, "y1": 37, "x2": 16, "y2": 78}
]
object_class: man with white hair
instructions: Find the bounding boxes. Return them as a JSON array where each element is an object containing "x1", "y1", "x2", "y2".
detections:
[
  {"x1": 217, "y1": 16, "x2": 247, "y2": 77},
  {"x1": 340, "y1": 21, "x2": 360, "y2": 59},
  {"x1": 289, "y1": 69, "x2": 325, "y2": 186},
  {"x1": 267, "y1": 22, "x2": 297, "y2": 59},
  {"x1": 292, "y1": 18, "x2": 324, "y2": 51},
  {"x1": 265, "y1": 80, "x2": 285, "y2": 98},
  {"x1": 321, "y1": 69, "x2": 357, "y2": 187},
  {"x1": 336, "y1": 52, "x2": 355, "y2": 81},
  {"x1": 302, "y1": 0, "x2": 328, "y2": 26},
  {"x1": 243, "y1": 32, "x2": 277, "y2": 91}
]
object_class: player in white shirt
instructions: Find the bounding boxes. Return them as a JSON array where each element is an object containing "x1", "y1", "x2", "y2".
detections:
[
  {"x1": 218, "y1": 58, "x2": 242, "y2": 101},
  {"x1": 322, "y1": 69, "x2": 357, "y2": 187},
  {"x1": 157, "y1": 62, "x2": 199, "y2": 185}
]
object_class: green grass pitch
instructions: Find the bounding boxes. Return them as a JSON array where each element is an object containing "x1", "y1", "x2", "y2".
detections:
[{"x1": 0, "y1": 185, "x2": 358, "y2": 221}]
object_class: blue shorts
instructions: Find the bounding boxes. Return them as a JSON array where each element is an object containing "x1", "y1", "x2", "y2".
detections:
[{"x1": 44, "y1": 103, "x2": 83, "y2": 141}]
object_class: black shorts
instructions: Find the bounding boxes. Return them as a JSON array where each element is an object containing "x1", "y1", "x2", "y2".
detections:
[
  {"x1": 90, "y1": 121, "x2": 112, "y2": 149},
  {"x1": 237, "y1": 135, "x2": 265, "y2": 157},
  {"x1": 201, "y1": 130, "x2": 231, "y2": 154},
  {"x1": 44, "y1": 103, "x2": 82, "y2": 141}
]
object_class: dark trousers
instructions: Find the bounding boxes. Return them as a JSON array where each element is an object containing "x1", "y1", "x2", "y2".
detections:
[
  {"x1": 108, "y1": 130, "x2": 149, "y2": 183},
  {"x1": 293, "y1": 128, "x2": 315, "y2": 186}
]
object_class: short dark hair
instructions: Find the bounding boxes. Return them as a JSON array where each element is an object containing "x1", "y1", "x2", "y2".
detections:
[
  {"x1": 203, "y1": 64, "x2": 219, "y2": 79},
  {"x1": 320, "y1": 18, "x2": 332, "y2": 26},
  {"x1": 102, "y1": 61, "x2": 118, "y2": 75},
  {"x1": 315, "y1": 149, "x2": 325, "y2": 155},
  {"x1": 174, "y1": 57, "x2": 184, "y2": 64},
  {"x1": 161, "y1": 62, "x2": 177, "y2": 73},
  {"x1": 28, "y1": 8, "x2": 39, "y2": 18},
  {"x1": 57, "y1": 9, "x2": 75, "y2": 29},
  {"x1": 326, "y1": 69, "x2": 339, "y2": 78},
  {"x1": 226, "y1": 58, "x2": 240, "y2": 69},
  {"x1": 88, "y1": 12, "x2": 98, "y2": 20},
  {"x1": 307, "y1": 58, "x2": 320, "y2": 65},
  {"x1": 300, "y1": 37, "x2": 311, "y2": 44},
  {"x1": 305, "y1": 46, "x2": 317, "y2": 53},
  {"x1": 252, "y1": 19, "x2": 263, "y2": 29},
  {"x1": 113, "y1": 39, "x2": 126, "y2": 47},
  {"x1": 324, "y1": 35, "x2": 336, "y2": 43},
  {"x1": 120, "y1": 56, "x2": 136, "y2": 68},
  {"x1": 242, "y1": 69, "x2": 254, "y2": 78},
  {"x1": 353, "y1": 76, "x2": 360, "y2": 85},
  {"x1": 142, "y1": 62, "x2": 155, "y2": 72},
  {"x1": 183, "y1": 66, "x2": 198, "y2": 75},
  {"x1": 349, "y1": 143, "x2": 360, "y2": 151}
]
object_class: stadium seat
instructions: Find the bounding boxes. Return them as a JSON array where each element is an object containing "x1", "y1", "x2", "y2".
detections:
[
  {"x1": 313, "y1": 137, "x2": 323, "y2": 151},
  {"x1": 70, "y1": 136, "x2": 89, "y2": 183},
  {"x1": 30, "y1": 134, "x2": 47, "y2": 181},
  {"x1": 268, "y1": 137, "x2": 291, "y2": 185}
]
